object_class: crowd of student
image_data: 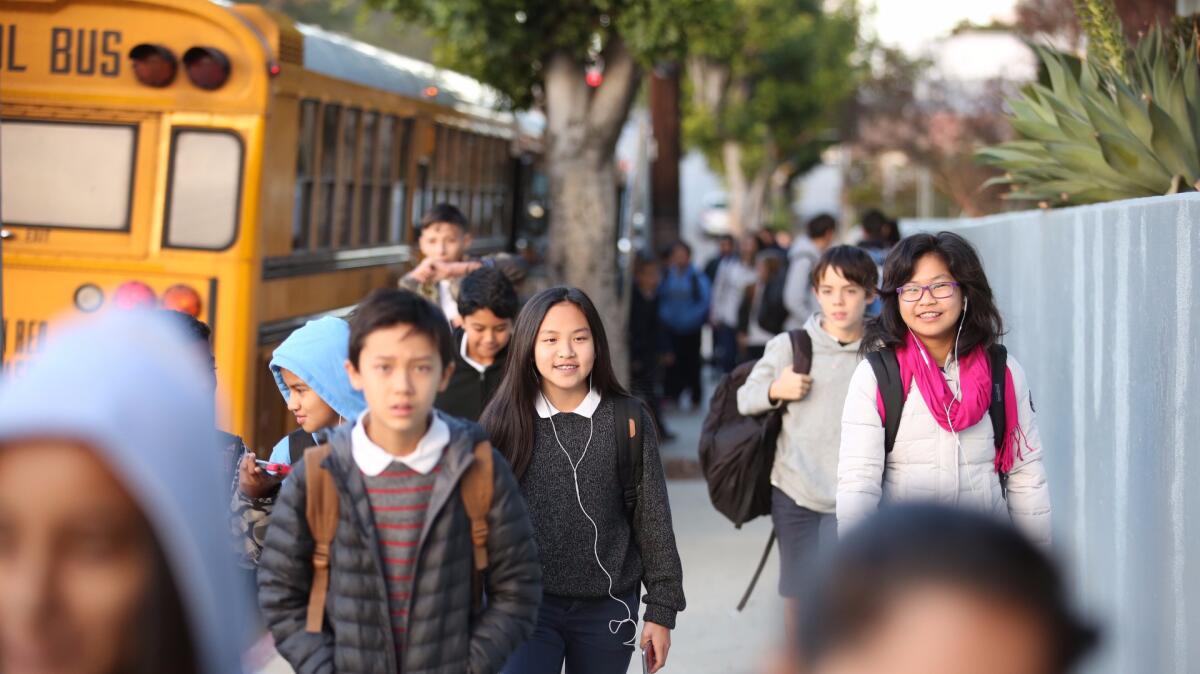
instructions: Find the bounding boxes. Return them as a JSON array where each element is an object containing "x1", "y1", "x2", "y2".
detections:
[{"x1": 0, "y1": 202, "x2": 1099, "y2": 674}]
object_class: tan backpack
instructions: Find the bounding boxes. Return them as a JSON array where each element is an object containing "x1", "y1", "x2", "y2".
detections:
[{"x1": 303, "y1": 441, "x2": 494, "y2": 633}]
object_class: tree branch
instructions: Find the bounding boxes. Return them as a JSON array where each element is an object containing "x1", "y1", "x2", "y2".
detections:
[{"x1": 587, "y1": 36, "x2": 642, "y2": 152}]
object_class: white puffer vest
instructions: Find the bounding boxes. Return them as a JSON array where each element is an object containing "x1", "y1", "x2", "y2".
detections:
[{"x1": 836, "y1": 352, "x2": 1052, "y2": 546}]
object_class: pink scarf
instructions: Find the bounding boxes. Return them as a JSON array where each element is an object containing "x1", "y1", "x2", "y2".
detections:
[{"x1": 874, "y1": 332, "x2": 1027, "y2": 475}]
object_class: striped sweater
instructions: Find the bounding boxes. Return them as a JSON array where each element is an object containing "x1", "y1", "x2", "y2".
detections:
[{"x1": 363, "y1": 462, "x2": 441, "y2": 663}]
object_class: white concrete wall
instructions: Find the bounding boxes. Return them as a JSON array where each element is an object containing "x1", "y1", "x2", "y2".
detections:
[{"x1": 905, "y1": 194, "x2": 1200, "y2": 674}]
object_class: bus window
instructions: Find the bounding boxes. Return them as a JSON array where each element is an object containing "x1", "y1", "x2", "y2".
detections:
[
  {"x1": 358, "y1": 111, "x2": 378, "y2": 246},
  {"x1": 317, "y1": 103, "x2": 341, "y2": 249},
  {"x1": 393, "y1": 118, "x2": 412, "y2": 243},
  {"x1": 293, "y1": 100, "x2": 318, "y2": 251},
  {"x1": 338, "y1": 107, "x2": 361, "y2": 248},
  {"x1": 1, "y1": 121, "x2": 135, "y2": 231},
  {"x1": 376, "y1": 115, "x2": 395, "y2": 244},
  {"x1": 164, "y1": 130, "x2": 243, "y2": 250}
]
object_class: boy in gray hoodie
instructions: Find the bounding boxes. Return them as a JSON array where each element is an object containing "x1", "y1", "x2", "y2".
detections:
[{"x1": 736, "y1": 246, "x2": 878, "y2": 609}]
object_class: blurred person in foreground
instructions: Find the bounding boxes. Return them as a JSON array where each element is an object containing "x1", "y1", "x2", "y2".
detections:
[
  {"x1": 770, "y1": 503, "x2": 1097, "y2": 674},
  {"x1": 0, "y1": 310, "x2": 251, "y2": 674}
]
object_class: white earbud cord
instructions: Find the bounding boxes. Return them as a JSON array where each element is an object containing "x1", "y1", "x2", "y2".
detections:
[{"x1": 542, "y1": 392, "x2": 638, "y2": 647}]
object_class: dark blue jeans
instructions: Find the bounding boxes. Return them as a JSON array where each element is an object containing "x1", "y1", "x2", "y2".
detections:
[{"x1": 501, "y1": 589, "x2": 640, "y2": 674}]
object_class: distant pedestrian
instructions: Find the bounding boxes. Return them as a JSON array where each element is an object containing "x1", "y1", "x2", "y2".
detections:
[
  {"x1": 738, "y1": 248, "x2": 787, "y2": 361},
  {"x1": 710, "y1": 235, "x2": 760, "y2": 373},
  {"x1": 482, "y1": 287, "x2": 686, "y2": 674},
  {"x1": 838, "y1": 232, "x2": 1051, "y2": 547},
  {"x1": 658, "y1": 240, "x2": 711, "y2": 408},
  {"x1": 630, "y1": 254, "x2": 674, "y2": 440},
  {"x1": 782, "y1": 214, "x2": 838, "y2": 330},
  {"x1": 234, "y1": 316, "x2": 366, "y2": 568},
  {"x1": 793, "y1": 504, "x2": 1097, "y2": 674},
  {"x1": 435, "y1": 266, "x2": 519, "y2": 422},
  {"x1": 704, "y1": 234, "x2": 735, "y2": 283},
  {"x1": 400, "y1": 203, "x2": 526, "y2": 326},
  {"x1": 857, "y1": 209, "x2": 892, "y2": 316},
  {"x1": 737, "y1": 246, "x2": 877, "y2": 641},
  {"x1": 0, "y1": 310, "x2": 252, "y2": 674},
  {"x1": 258, "y1": 289, "x2": 541, "y2": 674}
]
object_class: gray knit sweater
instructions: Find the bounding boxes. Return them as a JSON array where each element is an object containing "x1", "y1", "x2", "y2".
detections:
[{"x1": 519, "y1": 396, "x2": 686, "y2": 628}]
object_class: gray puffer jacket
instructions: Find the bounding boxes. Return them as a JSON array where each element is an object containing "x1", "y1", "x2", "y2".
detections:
[{"x1": 258, "y1": 417, "x2": 542, "y2": 674}]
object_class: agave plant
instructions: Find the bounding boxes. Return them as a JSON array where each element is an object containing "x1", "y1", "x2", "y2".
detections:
[{"x1": 978, "y1": 29, "x2": 1200, "y2": 207}]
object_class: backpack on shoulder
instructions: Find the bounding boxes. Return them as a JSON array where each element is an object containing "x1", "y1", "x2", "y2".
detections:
[
  {"x1": 699, "y1": 329, "x2": 813, "y2": 610},
  {"x1": 301, "y1": 441, "x2": 495, "y2": 633},
  {"x1": 755, "y1": 264, "x2": 790, "y2": 334},
  {"x1": 866, "y1": 343, "x2": 1011, "y2": 495}
]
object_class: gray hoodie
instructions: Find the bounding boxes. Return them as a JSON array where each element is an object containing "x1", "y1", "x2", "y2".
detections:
[
  {"x1": 737, "y1": 313, "x2": 862, "y2": 513},
  {"x1": 0, "y1": 311, "x2": 252, "y2": 674}
]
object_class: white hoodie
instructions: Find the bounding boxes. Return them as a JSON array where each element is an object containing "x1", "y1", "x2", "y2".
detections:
[{"x1": 0, "y1": 311, "x2": 252, "y2": 674}]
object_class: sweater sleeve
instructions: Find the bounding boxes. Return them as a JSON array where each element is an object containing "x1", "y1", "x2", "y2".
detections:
[
  {"x1": 468, "y1": 449, "x2": 543, "y2": 674},
  {"x1": 737, "y1": 332, "x2": 791, "y2": 416},
  {"x1": 837, "y1": 360, "x2": 887, "y2": 536},
  {"x1": 257, "y1": 461, "x2": 336, "y2": 674},
  {"x1": 1002, "y1": 357, "x2": 1053, "y2": 547},
  {"x1": 634, "y1": 404, "x2": 686, "y2": 628}
]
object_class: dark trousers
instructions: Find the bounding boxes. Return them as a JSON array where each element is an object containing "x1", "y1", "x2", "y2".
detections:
[
  {"x1": 771, "y1": 487, "x2": 837, "y2": 597},
  {"x1": 665, "y1": 330, "x2": 703, "y2": 406},
  {"x1": 631, "y1": 362, "x2": 669, "y2": 436},
  {"x1": 713, "y1": 324, "x2": 740, "y2": 374},
  {"x1": 501, "y1": 590, "x2": 640, "y2": 674}
]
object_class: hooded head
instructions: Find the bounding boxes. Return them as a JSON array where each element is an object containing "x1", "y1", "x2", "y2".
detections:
[
  {"x1": 0, "y1": 310, "x2": 250, "y2": 674},
  {"x1": 269, "y1": 316, "x2": 366, "y2": 429}
]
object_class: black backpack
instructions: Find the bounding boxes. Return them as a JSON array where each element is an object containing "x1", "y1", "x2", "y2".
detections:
[
  {"x1": 866, "y1": 344, "x2": 1011, "y2": 495},
  {"x1": 699, "y1": 330, "x2": 812, "y2": 610}
]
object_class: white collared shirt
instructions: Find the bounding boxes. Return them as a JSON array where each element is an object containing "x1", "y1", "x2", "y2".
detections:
[
  {"x1": 460, "y1": 333, "x2": 487, "y2": 374},
  {"x1": 534, "y1": 388, "x2": 602, "y2": 418},
  {"x1": 351, "y1": 411, "x2": 450, "y2": 476}
]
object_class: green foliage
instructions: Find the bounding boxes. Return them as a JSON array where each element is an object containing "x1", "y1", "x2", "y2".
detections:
[
  {"x1": 683, "y1": 0, "x2": 859, "y2": 180},
  {"x1": 978, "y1": 29, "x2": 1200, "y2": 206},
  {"x1": 371, "y1": 0, "x2": 721, "y2": 109},
  {"x1": 1073, "y1": 0, "x2": 1128, "y2": 76}
]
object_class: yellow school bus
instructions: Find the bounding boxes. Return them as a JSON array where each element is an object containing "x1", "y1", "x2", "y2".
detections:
[{"x1": 0, "y1": 0, "x2": 543, "y2": 450}]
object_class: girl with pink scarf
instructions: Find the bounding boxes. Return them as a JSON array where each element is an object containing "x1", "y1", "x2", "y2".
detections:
[{"x1": 836, "y1": 232, "x2": 1051, "y2": 547}]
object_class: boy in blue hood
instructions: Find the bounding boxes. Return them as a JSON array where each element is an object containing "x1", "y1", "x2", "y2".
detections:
[{"x1": 235, "y1": 316, "x2": 366, "y2": 567}]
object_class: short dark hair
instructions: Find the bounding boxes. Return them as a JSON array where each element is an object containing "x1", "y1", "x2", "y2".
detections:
[
  {"x1": 348, "y1": 289, "x2": 454, "y2": 368},
  {"x1": 806, "y1": 213, "x2": 837, "y2": 240},
  {"x1": 798, "y1": 504, "x2": 1098, "y2": 673},
  {"x1": 417, "y1": 203, "x2": 469, "y2": 237},
  {"x1": 160, "y1": 309, "x2": 211, "y2": 346},
  {"x1": 811, "y1": 245, "x2": 879, "y2": 291},
  {"x1": 862, "y1": 209, "x2": 889, "y2": 238},
  {"x1": 458, "y1": 267, "x2": 519, "y2": 320}
]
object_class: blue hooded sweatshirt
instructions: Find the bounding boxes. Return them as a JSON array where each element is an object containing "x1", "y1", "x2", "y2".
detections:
[
  {"x1": 267, "y1": 316, "x2": 366, "y2": 464},
  {"x1": 0, "y1": 310, "x2": 252, "y2": 674}
]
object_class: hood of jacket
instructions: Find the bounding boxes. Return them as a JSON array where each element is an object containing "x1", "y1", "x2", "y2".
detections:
[
  {"x1": 0, "y1": 310, "x2": 250, "y2": 674},
  {"x1": 805, "y1": 312, "x2": 863, "y2": 353},
  {"x1": 269, "y1": 316, "x2": 366, "y2": 422}
]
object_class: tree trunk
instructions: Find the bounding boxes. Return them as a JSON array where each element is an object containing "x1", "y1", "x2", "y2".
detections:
[
  {"x1": 543, "y1": 41, "x2": 641, "y2": 382},
  {"x1": 722, "y1": 141, "x2": 778, "y2": 235}
]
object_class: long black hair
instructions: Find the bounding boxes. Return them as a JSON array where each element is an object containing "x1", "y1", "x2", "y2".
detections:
[
  {"x1": 863, "y1": 231, "x2": 1005, "y2": 355},
  {"x1": 797, "y1": 504, "x2": 1098, "y2": 673},
  {"x1": 480, "y1": 287, "x2": 628, "y2": 479}
]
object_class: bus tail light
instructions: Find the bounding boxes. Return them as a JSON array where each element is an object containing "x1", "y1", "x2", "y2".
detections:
[
  {"x1": 183, "y1": 47, "x2": 231, "y2": 90},
  {"x1": 161, "y1": 284, "x2": 203, "y2": 318},
  {"x1": 113, "y1": 281, "x2": 157, "y2": 310},
  {"x1": 129, "y1": 44, "x2": 178, "y2": 88},
  {"x1": 73, "y1": 284, "x2": 105, "y2": 313}
]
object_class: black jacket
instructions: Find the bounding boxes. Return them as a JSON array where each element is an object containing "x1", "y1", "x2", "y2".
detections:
[
  {"x1": 436, "y1": 330, "x2": 508, "y2": 422},
  {"x1": 257, "y1": 417, "x2": 542, "y2": 674}
]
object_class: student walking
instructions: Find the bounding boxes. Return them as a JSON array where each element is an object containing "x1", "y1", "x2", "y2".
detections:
[
  {"x1": 737, "y1": 246, "x2": 877, "y2": 620},
  {"x1": 658, "y1": 241, "x2": 710, "y2": 408},
  {"x1": 782, "y1": 214, "x2": 838, "y2": 330},
  {"x1": 837, "y1": 232, "x2": 1051, "y2": 546},
  {"x1": 0, "y1": 310, "x2": 253, "y2": 674},
  {"x1": 435, "y1": 266, "x2": 519, "y2": 422},
  {"x1": 710, "y1": 236, "x2": 760, "y2": 373},
  {"x1": 482, "y1": 287, "x2": 686, "y2": 674},
  {"x1": 234, "y1": 316, "x2": 367, "y2": 568},
  {"x1": 258, "y1": 289, "x2": 541, "y2": 674}
]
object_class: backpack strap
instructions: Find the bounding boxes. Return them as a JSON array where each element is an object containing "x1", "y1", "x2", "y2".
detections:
[
  {"x1": 461, "y1": 441, "x2": 494, "y2": 613},
  {"x1": 788, "y1": 329, "x2": 813, "y2": 374},
  {"x1": 303, "y1": 444, "x2": 338, "y2": 633},
  {"x1": 987, "y1": 344, "x2": 1009, "y2": 496},
  {"x1": 614, "y1": 395, "x2": 644, "y2": 522},
  {"x1": 288, "y1": 428, "x2": 319, "y2": 466},
  {"x1": 866, "y1": 349, "x2": 905, "y2": 455}
]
